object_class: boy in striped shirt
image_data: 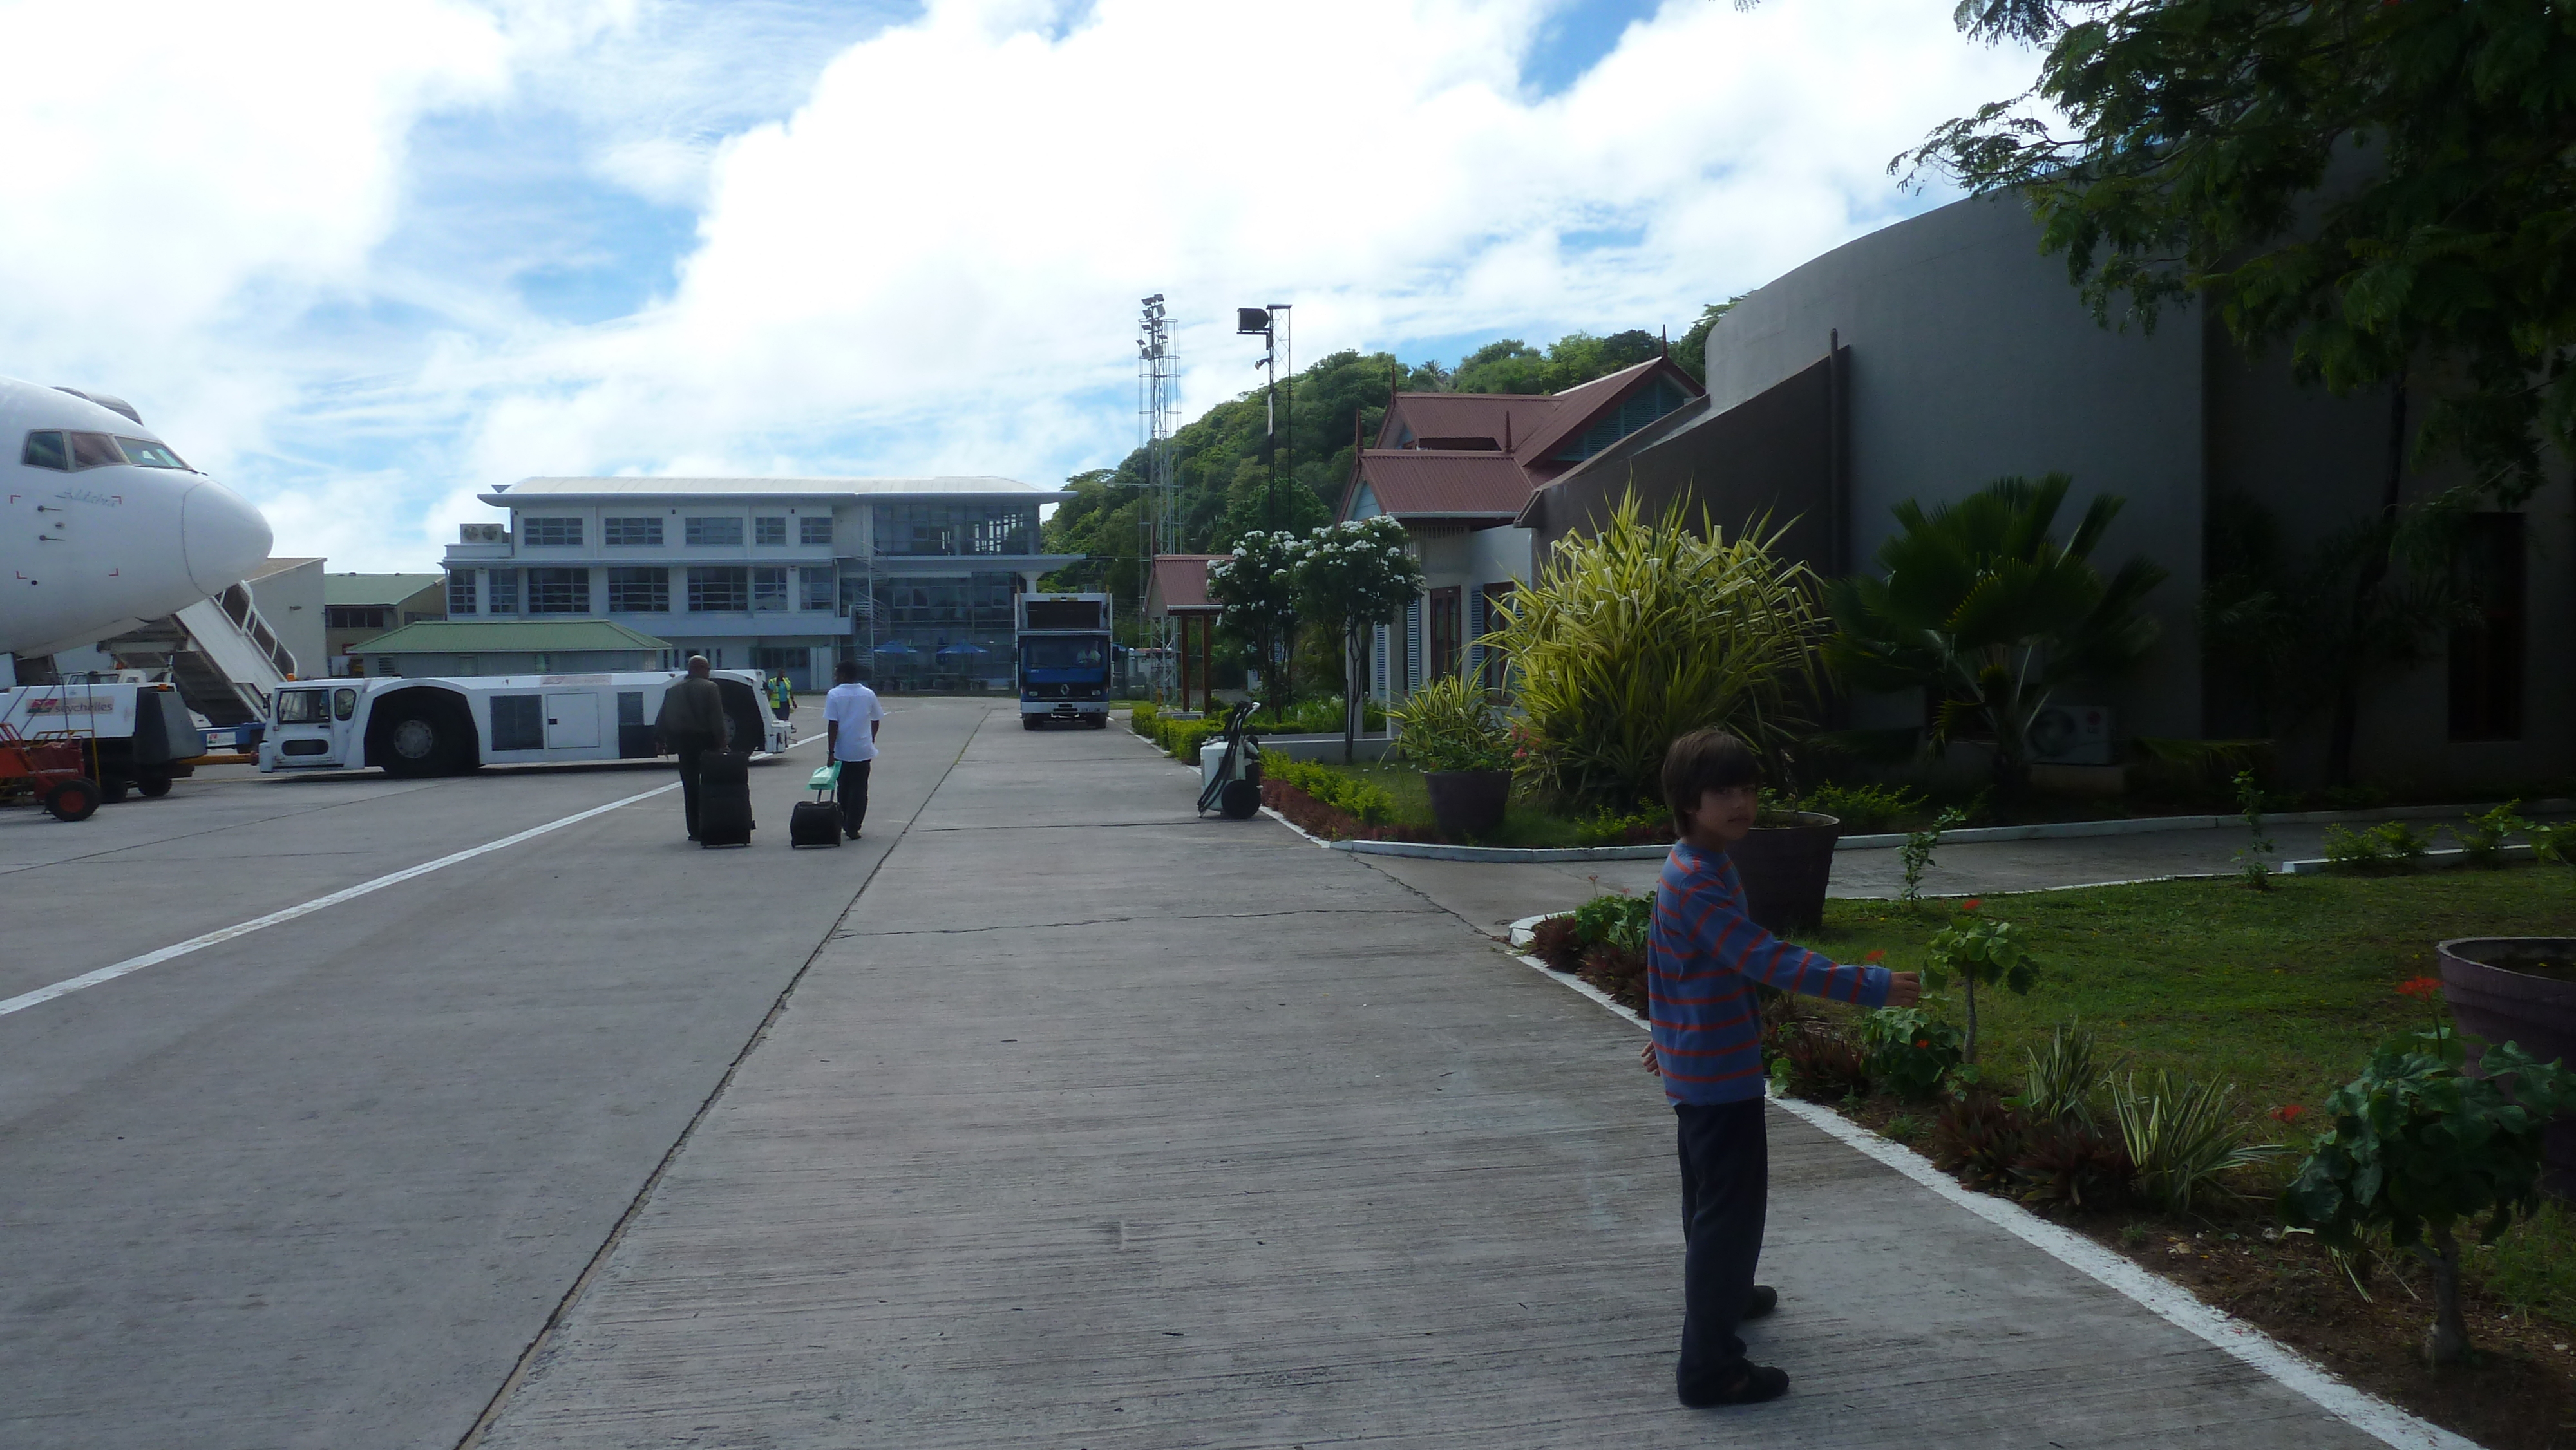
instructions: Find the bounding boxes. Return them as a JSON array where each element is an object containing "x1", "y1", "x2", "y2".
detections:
[{"x1": 1641, "y1": 729, "x2": 1918, "y2": 1408}]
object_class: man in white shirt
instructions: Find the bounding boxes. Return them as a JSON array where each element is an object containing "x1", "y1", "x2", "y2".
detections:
[{"x1": 821, "y1": 659, "x2": 887, "y2": 840}]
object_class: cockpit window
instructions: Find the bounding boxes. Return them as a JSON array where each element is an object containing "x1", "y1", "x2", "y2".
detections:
[
  {"x1": 115, "y1": 437, "x2": 187, "y2": 469},
  {"x1": 21, "y1": 431, "x2": 68, "y2": 470},
  {"x1": 66, "y1": 432, "x2": 126, "y2": 469}
]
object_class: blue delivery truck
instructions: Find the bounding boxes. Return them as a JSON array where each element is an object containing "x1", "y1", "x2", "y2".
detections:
[{"x1": 1016, "y1": 592, "x2": 1112, "y2": 730}]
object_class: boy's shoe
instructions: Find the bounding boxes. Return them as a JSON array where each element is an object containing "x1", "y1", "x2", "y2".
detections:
[
  {"x1": 1744, "y1": 1285, "x2": 1779, "y2": 1319},
  {"x1": 1678, "y1": 1362, "x2": 1790, "y2": 1409}
]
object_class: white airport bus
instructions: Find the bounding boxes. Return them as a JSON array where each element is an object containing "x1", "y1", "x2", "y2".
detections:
[{"x1": 256, "y1": 670, "x2": 790, "y2": 778}]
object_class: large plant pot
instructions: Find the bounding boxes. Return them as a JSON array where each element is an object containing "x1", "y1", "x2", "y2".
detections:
[
  {"x1": 2437, "y1": 937, "x2": 2576, "y2": 1198},
  {"x1": 1728, "y1": 811, "x2": 1842, "y2": 934},
  {"x1": 1425, "y1": 769, "x2": 1510, "y2": 839}
]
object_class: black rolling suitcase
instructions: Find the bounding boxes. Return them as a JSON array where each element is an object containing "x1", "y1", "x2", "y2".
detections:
[
  {"x1": 697, "y1": 751, "x2": 753, "y2": 847},
  {"x1": 790, "y1": 762, "x2": 842, "y2": 848}
]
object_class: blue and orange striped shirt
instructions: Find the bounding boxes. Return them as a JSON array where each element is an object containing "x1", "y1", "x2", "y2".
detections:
[{"x1": 1648, "y1": 839, "x2": 1890, "y2": 1106}]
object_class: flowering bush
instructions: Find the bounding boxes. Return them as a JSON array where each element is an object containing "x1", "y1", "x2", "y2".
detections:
[
  {"x1": 1920, "y1": 901, "x2": 2041, "y2": 1060},
  {"x1": 1861, "y1": 1006, "x2": 1966, "y2": 1100}
]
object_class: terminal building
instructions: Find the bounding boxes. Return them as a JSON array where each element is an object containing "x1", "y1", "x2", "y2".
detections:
[{"x1": 442, "y1": 476, "x2": 1077, "y2": 692}]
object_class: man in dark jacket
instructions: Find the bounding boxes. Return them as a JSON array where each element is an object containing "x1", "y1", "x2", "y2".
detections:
[{"x1": 655, "y1": 656, "x2": 730, "y2": 840}]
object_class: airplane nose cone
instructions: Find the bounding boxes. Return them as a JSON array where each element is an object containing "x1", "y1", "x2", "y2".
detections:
[{"x1": 182, "y1": 480, "x2": 274, "y2": 594}]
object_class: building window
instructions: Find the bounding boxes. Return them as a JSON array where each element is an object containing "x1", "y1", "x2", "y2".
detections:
[
  {"x1": 2449, "y1": 513, "x2": 2526, "y2": 742},
  {"x1": 527, "y1": 567, "x2": 590, "y2": 614},
  {"x1": 800, "y1": 515, "x2": 834, "y2": 547},
  {"x1": 1429, "y1": 586, "x2": 1461, "y2": 680},
  {"x1": 605, "y1": 516, "x2": 664, "y2": 547},
  {"x1": 799, "y1": 565, "x2": 837, "y2": 611},
  {"x1": 753, "y1": 567, "x2": 789, "y2": 611},
  {"x1": 871, "y1": 502, "x2": 1036, "y2": 556},
  {"x1": 326, "y1": 605, "x2": 390, "y2": 631},
  {"x1": 685, "y1": 516, "x2": 744, "y2": 547},
  {"x1": 609, "y1": 567, "x2": 670, "y2": 613},
  {"x1": 447, "y1": 572, "x2": 477, "y2": 616},
  {"x1": 688, "y1": 566, "x2": 749, "y2": 612},
  {"x1": 522, "y1": 517, "x2": 583, "y2": 547},
  {"x1": 487, "y1": 569, "x2": 520, "y2": 614},
  {"x1": 755, "y1": 516, "x2": 787, "y2": 547}
]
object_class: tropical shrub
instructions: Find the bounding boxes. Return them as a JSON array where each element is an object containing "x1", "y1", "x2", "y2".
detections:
[
  {"x1": 1529, "y1": 915, "x2": 1584, "y2": 972},
  {"x1": 1260, "y1": 753, "x2": 1396, "y2": 824},
  {"x1": 1573, "y1": 806, "x2": 1667, "y2": 846},
  {"x1": 1294, "y1": 518, "x2": 1424, "y2": 760},
  {"x1": 2110, "y1": 1071, "x2": 2282, "y2": 1216},
  {"x1": 1578, "y1": 941, "x2": 1647, "y2": 1013},
  {"x1": 1919, "y1": 901, "x2": 2041, "y2": 1061},
  {"x1": 2283, "y1": 1023, "x2": 2576, "y2": 1364},
  {"x1": 1861, "y1": 1006, "x2": 1965, "y2": 1101},
  {"x1": 1796, "y1": 782, "x2": 1926, "y2": 833},
  {"x1": 1933, "y1": 1091, "x2": 2031, "y2": 1188},
  {"x1": 1824, "y1": 474, "x2": 2166, "y2": 796},
  {"x1": 1388, "y1": 675, "x2": 1512, "y2": 773},
  {"x1": 2014, "y1": 1025, "x2": 2112, "y2": 1127},
  {"x1": 1486, "y1": 494, "x2": 1824, "y2": 807},
  {"x1": 2320, "y1": 820, "x2": 2434, "y2": 871},
  {"x1": 1130, "y1": 702, "x2": 1159, "y2": 735},
  {"x1": 2456, "y1": 800, "x2": 2524, "y2": 869},
  {"x1": 2231, "y1": 768, "x2": 2275, "y2": 891},
  {"x1": 1770, "y1": 1021, "x2": 1873, "y2": 1103},
  {"x1": 1206, "y1": 529, "x2": 1304, "y2": 699},
  {"x1": 1898, "y1": 807, "x2": 1967, "y2": 909},
  {"x1": 1567, "y1": 890, "x2": 1652, "y2": 954},
  {"x1": 2012, "y1": 1119, "x2": 2136, "y2": 1212}
]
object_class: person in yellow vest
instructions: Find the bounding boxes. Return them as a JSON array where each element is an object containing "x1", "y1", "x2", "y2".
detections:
[{"x1": 764, "y1": 670, "x2": 795, "y2": 722}]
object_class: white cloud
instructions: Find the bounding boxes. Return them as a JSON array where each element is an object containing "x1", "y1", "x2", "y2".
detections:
[
  {"x1": 0, "y1": 0, "x2": 2039, "y2": 569},
  {"x1": 459, "y1": 0, "x2": 2036, "y2": 494}
]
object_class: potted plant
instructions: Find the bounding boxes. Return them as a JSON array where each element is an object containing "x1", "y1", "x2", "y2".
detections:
[
  {"x1": 1727, "y1": 796, "x2": 1842, "y2": 933},
  {"x1": 2436, "y1": 936, "x2": 2576, "y2": 1195},
  {"x1": 1389, "y1": 676, "x2": 1513, "y2": 838}
]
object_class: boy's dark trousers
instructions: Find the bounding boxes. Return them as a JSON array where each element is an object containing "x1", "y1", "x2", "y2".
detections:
[
  {"x1": 1675, "y1": 1097, "x2": 1769, "y2": 1386},
  {"x1": 835, "y1": 758, "x2": 872, "y2": 836}
]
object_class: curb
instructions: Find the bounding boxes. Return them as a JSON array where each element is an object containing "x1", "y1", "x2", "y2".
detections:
[
  {"x1": 1301, "y1": 796, "x2": 2575, "y2": 863},
  {"x1": 2281, "y1": 842, "x2": 2538, "y2": 876}
]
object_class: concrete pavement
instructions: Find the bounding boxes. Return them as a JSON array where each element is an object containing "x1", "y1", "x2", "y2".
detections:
[
  {"x1": 0, "y1": 698, "x2": 980, "y2": 1450},
  {"x1": 469, "y1": 711, "x2": 2384, "y2": 1448}
]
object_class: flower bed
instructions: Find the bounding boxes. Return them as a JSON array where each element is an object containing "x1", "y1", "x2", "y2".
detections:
[{"x1": 1521, "y1": 866, "x2": 2576, "y2": 1449}]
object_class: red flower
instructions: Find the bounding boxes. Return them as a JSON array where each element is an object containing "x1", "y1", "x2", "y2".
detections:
[
  {"x1": 2394, "y1": 975, "x2": 2443, "y2": 1001},
  {"x1": 1865, "y1": 949, "x2": 1887, "y2": 964},
  {"x1": 1962, "y1": 898, "x2": 1983, "y2": 912},
  {"x1": 2271, "y1": 1104, "x2": 2306, "y2": 1124},
  {"x1": 1913, "y1": 1037, "x2": 1930, "y2": 1050}
]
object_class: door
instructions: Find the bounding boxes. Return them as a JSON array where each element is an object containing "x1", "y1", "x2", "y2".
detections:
[
  {"x1": 544, "y1": 692, "x2": 600, "y2": 749},
  {"x1": 1429, "y1": 586, "x2": 1461, "y2": 681}
]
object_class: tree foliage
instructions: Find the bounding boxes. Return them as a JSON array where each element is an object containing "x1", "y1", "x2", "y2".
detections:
[
  {"x1": 1824, "y1": 475, "x2": 2166, "y2": 791},
  {"x1": 1490, "y1": 494, "x2": 1824, "y2": 808},
  {"x1": 1293, "y1": 516, "x2": 1424, "y2": 759},
  {"x1": 1905, "y1": 0, "x2": 2576, "y2": 501}
]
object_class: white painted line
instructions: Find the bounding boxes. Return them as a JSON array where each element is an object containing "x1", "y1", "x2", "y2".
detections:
[
  {"x1": 1494, "y1": 940, "x2": 2476, "y2": 1450},
  {"x1": 0, "y1": 780, "x2": 682, "y2": 1021}
]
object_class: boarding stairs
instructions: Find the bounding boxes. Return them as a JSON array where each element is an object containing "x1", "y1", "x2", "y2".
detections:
[{"x1": 100, "y1": 583, "x2": 298, "y2": 725}]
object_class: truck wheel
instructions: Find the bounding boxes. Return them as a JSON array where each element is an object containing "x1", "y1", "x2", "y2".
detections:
[
  {"x1": 1021, "y1": 715, "x2": 1043, "y2": 731},
  {"x1": 379, "y1": 709, "x2": 458, "y2": 777},
  {"x1": 100, "y1": 777, "x2": 131, "y2": 803},
  {"x1": 1088, "y1": 714, "x2": 1108, "y2": 730},
  {"x1": 45, "y1": 778, "x2": 102, "y2": 822},
  {"x1": 1218, "y1": 778, "x2": 1261, "y2": 820},
  {"x1": 137, "y1": 775, "x2": 173, "y2": 798}
]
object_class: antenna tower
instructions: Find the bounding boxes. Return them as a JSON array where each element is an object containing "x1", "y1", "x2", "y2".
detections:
[{"x1": 1137, "y1": 294, "x2": 1181, "y2": 699}]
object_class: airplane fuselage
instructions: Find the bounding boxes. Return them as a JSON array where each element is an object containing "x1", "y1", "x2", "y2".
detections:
[{"x1": 0, "y1": 376, "x2": 272, "y2": 659}]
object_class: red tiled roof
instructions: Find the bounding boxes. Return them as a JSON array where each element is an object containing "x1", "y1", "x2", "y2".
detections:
[
  {"x1": 1511, "y1": 358, "x2": 1702, "y2": 466},
  {"x1": 1145, "y1": 554, "x2": 1224, "y2": 615},
  {"x1": 1347, "y1": 451, "x2": 1535, "y2": 519},
  {"x1": 1378, "y1": 393, "x2": 1563, "y2": 451}
]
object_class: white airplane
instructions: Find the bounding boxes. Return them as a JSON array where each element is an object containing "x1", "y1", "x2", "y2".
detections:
[{"x1": 1, "y1": 375, "x2": 272, "y2": 661}]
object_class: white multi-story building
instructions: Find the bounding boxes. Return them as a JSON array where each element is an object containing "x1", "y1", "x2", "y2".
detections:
[{"x1": 442, "y1": 476, "x2": 1078, "y2": 692}]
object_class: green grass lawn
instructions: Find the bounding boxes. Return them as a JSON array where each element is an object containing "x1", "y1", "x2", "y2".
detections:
[
  {"x1": 1797, "y1": 865, "x2": 2576, "y2": 1123},
  {"x1": 1322, "y1": 761, "x2": 1620, "y2": 847}
]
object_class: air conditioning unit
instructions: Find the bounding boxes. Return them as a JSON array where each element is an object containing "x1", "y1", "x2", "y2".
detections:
[
  {"x1": 459, "y1": 523, "x2": 508, "y2": 544},
  {"x1": 2028, "y1": 704, "x2": 2116, "y2": 766}
]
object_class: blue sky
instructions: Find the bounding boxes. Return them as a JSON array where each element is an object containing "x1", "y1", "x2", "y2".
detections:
[{"x1": 0, "y1": 0, "x2": 2034, "y2": 569}]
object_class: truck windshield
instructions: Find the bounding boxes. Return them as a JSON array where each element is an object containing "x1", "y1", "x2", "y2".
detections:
[
  {"x1": 275, "y1": 689, "x2": 334, "y2": 724},
  {"x1": 1021, "y1": 637, "x2": 1106, "y2": 670}
]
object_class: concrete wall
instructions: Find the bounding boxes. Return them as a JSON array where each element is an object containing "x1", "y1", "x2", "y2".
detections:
[{"x1": 1698, "y1": 193, "x2": 2208, "y2": 739}]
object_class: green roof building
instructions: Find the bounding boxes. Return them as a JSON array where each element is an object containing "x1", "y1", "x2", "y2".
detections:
[{"x1": 354, "y1": 619, "x2": 673, "y2": 679}]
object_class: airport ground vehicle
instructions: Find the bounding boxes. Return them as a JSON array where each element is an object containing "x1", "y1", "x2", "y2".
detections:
[
  {"x1": 0, "y1": 681, "x2": 202, "y2": 803},
  {"x1": 0, "y1": 724, "x2": 102, "y2": 820},
  {"x1": 1016, "y1": 593, "x2": 1112, "y2": 729},
  {"x1": 256, "y1": 670, "x2": 787, "y2": 777}
]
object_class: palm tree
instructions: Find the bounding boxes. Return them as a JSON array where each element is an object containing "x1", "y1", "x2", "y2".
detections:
[{"x1": 1825, "y1": 475, "x2": 2166, "y2": 795}]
